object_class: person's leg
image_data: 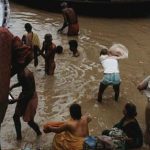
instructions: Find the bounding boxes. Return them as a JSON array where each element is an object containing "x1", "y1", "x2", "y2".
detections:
[
  {"x1": 45, "y1": 56, "x2": 50, "y2": 75},
  {"x1": 49, "y1": 62, "x2": 56, "y2": 75},
  {"x1": 33, "y1": 46, "x2": 38, "y2": 67},
  {"x1": 98, "y1": 82, "x2": 108, "y2": 103},
  {"x1": 13, "y1": 113, "x2": 22, "y2": 140},
  {"x1": 28, "y1": 119, "x2": 42, "y2": 136},
  {"x1": 113, "y1": 84, "x2": 120, "y2": 101}
]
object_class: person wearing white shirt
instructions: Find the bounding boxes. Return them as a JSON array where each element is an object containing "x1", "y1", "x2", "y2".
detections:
[{"x1": 98, "y1": 49, "x2": 121, "y2": 103}]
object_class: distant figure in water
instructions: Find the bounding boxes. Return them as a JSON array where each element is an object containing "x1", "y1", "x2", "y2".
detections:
[
  {"x1": 56, "y1": 45, "x2": 63, "y2": 54},
  {"x1": 41, "y1": 34, "x2": 56, "y2": 75},
  {"x1": 98, "y1": 48, "x2": 121, "y2": 102},
  {"x1": 137, "y1": 76, "x2": 150, "y2": 148},
  {"x1": 102, "y1": 102, "x2": 143, "y2": 149},
  {"x1": 9, "y1": 68, "x2": 41, "y2": 140},
  {"x1": 58, "y1": 2, "x2": 79, "y2": 36},
  {"x1": 43, "y1": 103, "x2": 91, "y2": 150},
  {"x1": 69, "y1": 40, "x2": 79, "y2": 57},
  {"x1": 22, "y1": 23, "x2": 41, "y2": 67}
]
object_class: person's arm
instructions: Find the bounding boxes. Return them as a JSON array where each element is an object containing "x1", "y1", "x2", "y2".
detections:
[
  {"x1": 43, "y1": 123, "x2": 68, "y2": 134},
  {"x1": 10, "y1": 82, "x2": 21, "y2": 91},
  {"x1": 137, "y1": 76, "x2": 150, "y2": 91},
  {"x1": 58, "y1": 12, "x2": 68, "y2": 32}
]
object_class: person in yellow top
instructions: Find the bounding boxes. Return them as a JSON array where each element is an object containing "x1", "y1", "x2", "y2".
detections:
[
  {"x1": 43, "y1": 103, "x2": 92, "y2": 150},
  {"x1": 22, "y1": 23, "x2": 41, "y2": 67}
]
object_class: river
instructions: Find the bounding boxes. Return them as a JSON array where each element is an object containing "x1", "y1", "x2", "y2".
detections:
[{"x1": 1, "y1": 2, "x2": 150, "y2": 149}]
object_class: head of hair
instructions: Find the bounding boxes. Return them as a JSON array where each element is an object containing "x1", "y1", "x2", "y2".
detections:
[
  {"x1": 60, "y1": 2, "x2": 68, "y2": 8},
  {"x1": 100, "y1": 48, "x2": 108, "y2": 56},
  {"x1": 124, "y1": 102, "x2": 137, "y2": 118},
  {"x1": 70, "y1": 103, "x2": 82, "y2": 120},
  {"x1": 44, "y1": 34, "x2": 52, "y2": 42},
  {"x1": 56, "y1": 45, "x2": 63, "y2": 54},
  {"x1": 24, "y1": 23, "x2": 32, "y2": 32},
  {"x1": 69, "y1": 40, "x2": 78, "y2": 52}
]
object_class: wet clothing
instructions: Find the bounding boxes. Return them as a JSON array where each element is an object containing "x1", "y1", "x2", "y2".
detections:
[
  {"x1": 44, "y1": 121, "x2": 84, "y2": 150},
  {"x1": 114, "y1": 117, "x2": 143, "y2": 149},
  {"x1": 42, "y1": 42, "x2": 56, "y2": 75},
  {"x1": 68, "y1": 23, "x2": 79, "y2": 36},
  {"x1": 53, "y1": 131, "x2": 84, "y2": 150}
]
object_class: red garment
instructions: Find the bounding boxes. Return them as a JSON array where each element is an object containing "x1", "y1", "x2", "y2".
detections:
[
  {"x1": 23, "y1": 92, "x2": 38, "y2": 122},
  {"x1": 68, "y1": 23, "x2": 79, "y2": 36}
]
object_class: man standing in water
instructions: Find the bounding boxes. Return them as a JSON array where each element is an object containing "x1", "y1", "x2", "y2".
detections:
[
  {"x1": 58, "y1": 2, "x2": 79, "y2": 36},
  {"x1": 22, "y1": 23, "x2": 41, "y2": 67},
  {"x1": 10, "y1": 68, "x2": 41, "y2": 140}
]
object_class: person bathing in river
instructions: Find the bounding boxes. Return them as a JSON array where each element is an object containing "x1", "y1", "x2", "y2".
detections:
[
  {"x1": 22, "y1": 23, "x2": 41, "y2": 67},
  {"x1": 98, "y1": 48, "x2": 121, "y2": 102},
  {"x1": 69, "y1": 40, "x2": 79, "y2": 57},
  {"x1": 41, "y1": 33, "x2": 56, "y2": 75},
  {"x1": 43, "y1": 103, "x2": 91, "y2": 150},
  {"x1": 58, "y1": 2, "x2": 79, "y2": 36},
  {"x1": 102, "y1": 102, "x2": 143, "y2": 149},
  {"x1": 9, "y1": 68, "x2": 42, "y2": 140}
]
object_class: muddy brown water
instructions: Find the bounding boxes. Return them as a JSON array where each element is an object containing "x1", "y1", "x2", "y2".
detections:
[{"x1": 1, "y1": 2, "x2": 150, "y2": 149}]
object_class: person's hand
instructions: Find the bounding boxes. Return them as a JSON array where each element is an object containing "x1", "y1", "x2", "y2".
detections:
[
  {"x1": 43, "y1": 127, "x2": 51, "y2": 133},
  {"x1": 137, "y1": 84, "x2": 144, "y2": 91}
]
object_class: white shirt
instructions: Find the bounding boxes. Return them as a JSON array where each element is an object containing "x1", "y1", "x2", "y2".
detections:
[{"x1": 99, "y1": 55, "x2": 119, "y2": 74}]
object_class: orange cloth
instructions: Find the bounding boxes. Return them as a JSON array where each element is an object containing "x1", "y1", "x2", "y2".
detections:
[
  {"x1": 68, "y1": 23, "x2": 79, "y2": 36},
  {"x1": 23, "y1": 92, "x2": 38, "y2": 122},
  {"x1": 52, "y1": 131, "x2": 84, "y2": 150},
  {"x1": 43, "y1": 121, "x2": 65, "y2": 129},
  {"x1": 43, "y1": 121, "x2": 84, "y2": 150}
]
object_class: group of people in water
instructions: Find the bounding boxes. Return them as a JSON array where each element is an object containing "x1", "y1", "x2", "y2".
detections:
[{"x1": 4, "y1": 1, "x2": 150, "y2": 150}]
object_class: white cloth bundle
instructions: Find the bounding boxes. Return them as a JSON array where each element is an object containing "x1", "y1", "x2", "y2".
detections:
[{"x1": 108, "y1": 44, "x2": 128, "y2": 59}]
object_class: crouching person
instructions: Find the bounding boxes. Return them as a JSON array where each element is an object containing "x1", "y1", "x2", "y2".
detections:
[
  {"x1": 102, "y1": 102, "x2": 143, "y2": 149},
  {"x1": 43, "y1": 103, "x2": 91, "y2": 150}
]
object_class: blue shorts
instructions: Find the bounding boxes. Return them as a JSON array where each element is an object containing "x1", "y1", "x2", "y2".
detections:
[{"x1": 101, "y1": 73, "x2": 121, "y2": 85}]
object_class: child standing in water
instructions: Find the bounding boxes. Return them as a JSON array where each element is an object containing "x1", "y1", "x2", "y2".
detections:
[
  {"x1": 69, "y1": 40, "x2": 79, "y2": 57},
  {"x1": 41, "y1": 34, "x2": 56, "y2": 75},
  {"x1": 98, "y1": 48, "x2": 121, "y2": 102}
]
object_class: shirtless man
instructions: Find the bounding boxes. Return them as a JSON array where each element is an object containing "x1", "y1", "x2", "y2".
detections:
[
  {"x1": 41, "y1": 34, "x2": 56, "y2": 75},
  {"x1": 44, "y1": 103, "x2": 91, "y2": 136},
  {"x1": 10, "y1": 68, "x2": 41, "y2": 140},
  {"x1": 43, "y1": 103, "x2": 91, "y2": 150},
  {"x1": 58, "y1": 2, "x2": 79, "y2": 36},
  {"x1": 22, "y1": 23, "x2": 41, "y2": 67}
]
